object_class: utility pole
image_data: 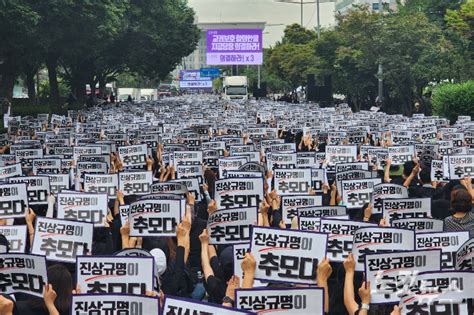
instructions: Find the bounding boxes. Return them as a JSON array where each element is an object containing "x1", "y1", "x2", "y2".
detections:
[
  {"x1": 257, "y1": 65, "x2": 261, "y2": 89},
  {"x1": 377, "y1": 0, "x2": 383, "y2": 104},
  {"x1": 300, "y1": 0, "x2": 304, "y2": 26},
  {"x1": 377, "y1": 64, "x2": 383, "y2": 102},
  {"x1": 317, "y1": 0, "x2": 321, "y2": 39},
  {"x1": 274, "y1": 0, "x2": 336, "y2": 39}
]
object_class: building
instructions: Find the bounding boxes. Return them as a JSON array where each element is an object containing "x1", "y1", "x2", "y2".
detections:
[
  {"x1": 176, "y1": 21, "x2": 266, "y2": 74},
  {"x1": 335, "y1": 0, "x2": 398, "y2": 15}
]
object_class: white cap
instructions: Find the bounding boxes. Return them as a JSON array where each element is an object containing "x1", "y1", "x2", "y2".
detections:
[{"x1": 150, "y1": 248, "x2": 167, "y2": 276}]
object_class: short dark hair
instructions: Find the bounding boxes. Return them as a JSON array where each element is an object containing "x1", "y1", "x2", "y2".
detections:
[
  {"x1": 403, "y1": 161, "x2": 416, "y2": 177},
  {"x1": 450, "y1": 189, "x2": 472, "y2": 213},
  {"x1": 419, "y1": 168, "x2": 431, "y2": 184}
]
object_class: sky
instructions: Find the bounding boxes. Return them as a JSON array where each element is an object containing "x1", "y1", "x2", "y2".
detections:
[{"x1": 187, "y1": 0, "x2": 337, "y2": 47}]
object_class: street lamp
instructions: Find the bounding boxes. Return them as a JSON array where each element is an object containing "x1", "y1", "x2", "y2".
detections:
[{"x1": 274, "y1": 0, "x2": 335, "y2": 39}]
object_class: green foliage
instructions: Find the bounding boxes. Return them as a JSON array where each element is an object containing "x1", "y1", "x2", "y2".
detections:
[
  {"x1": 115, "y1": 73, "x2": 159, "y2": 89},
  {"x1": 445, "y1": 0, "x2": 474, "y2": 80},
  {"x1": 239, "y1": 64, "x2": 291, "y2": 94},
  {"x1": 261, "y1": 1, "x2": 471, "y2": 110},
  {"x1": 281, "y1": 24, "x2": 317, "y2": 45},
  {"x1": 0, "y1": 0, "x2": 199, "y2": 102},
  {"x1": 432, "y1": 80, "x2": 474, "y2": 122},
  {"x1": 399, "y1": 0, "x2": 463, "y2": 25},
  {"x1": 0, "y1": 1, "x2": 39, "y2": 99},
  {"x1": 37, "y1": 79, "x2": 69, "y2": 99},
  {"x1": 308, "y1": 4, "x2": 467, "y2": 113},
  {"x1": 122, "y1": 0, "x2": 199, "y2": 80},
  {"x1": 265, "y1": 25, "x2": 319, "y2": 89}
]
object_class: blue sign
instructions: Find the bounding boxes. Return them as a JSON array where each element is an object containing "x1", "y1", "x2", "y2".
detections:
[{"x1": 200, "y1": 68, "x2": 220, "y2": 78}]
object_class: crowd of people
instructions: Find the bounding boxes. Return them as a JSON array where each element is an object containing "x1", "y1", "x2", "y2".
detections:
[{"x1": 0, "y1": 95, "x2": 473, "y2": 315}]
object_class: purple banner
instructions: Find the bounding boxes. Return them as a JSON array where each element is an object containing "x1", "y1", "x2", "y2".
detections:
[{"x1": 206, "y1": 29, "x2": 263, "y2": 65}]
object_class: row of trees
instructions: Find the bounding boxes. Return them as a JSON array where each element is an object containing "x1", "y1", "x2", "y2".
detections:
[
  {"x1": 0, "y1": 0, "x2": 199, "y2": 105},
  {"x1": 264, "y1": 0, "x2": 473, "y2": 115}
]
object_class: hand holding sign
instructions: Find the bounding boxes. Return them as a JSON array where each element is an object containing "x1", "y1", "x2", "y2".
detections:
[
  {"x1": 0, "y1": 296, "x2": 13, "y2": 314},
  {"x1": 199, "y1": 228, "x2": 210, "y2": 245},
  {"x1": 343, "y1": 253, "x2": 356, "y2": 274},
  {"x1": 241, "y1": 252, "x2": 256, "y2": 275},
  {"x1": 316, "y1": 258, "x2": 332, "y2": 284},
  {"x1": 43, "y1": 284, "x2": 58, "y2": 313},
  {"x1": 358, "y1": 281, "x2": 371, "y2": 305}
]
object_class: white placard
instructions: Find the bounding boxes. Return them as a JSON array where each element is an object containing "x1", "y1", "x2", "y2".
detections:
[
  {"x1": 0, "y1": 182, "x2": 29, "y2": 218},
  {"x1": 32, "y1": 158, "x2": 62, "y2": 175},
  {"x1": 325, "y1": 145, "x2": 357, "y2": 172},
  {"x1": 320, "y1": 218, "x2": 376, "y2": 263},
  {"x1": 352, "y1": 227, "x2": 415, "y2": 272},
  {"x1": 47, "y1": 174, "x2": 70, "y2": 195},
  {"x1": 0, "y1": 225, "x2": 27, "y2": 252},
  {"x1": 388, "y1": 145, "x2": 415, "y2": 165},
  {"x1": 72, "y1": 294, "x2": 159, "y2": 315},
  {"x1": 456, "y1": 238, "x2": 474, "y2": 270},
  {"x1": 365, "y1": 249, "x2": 441, "y2": 303},
  {"x1": 415, "y1": 231, "x2": 470, "y2": 270},
  {"x1": 215, "y1": 177, "x2": 264, "y2": 210},
  {"x1": 273, "y1": 168, "x2": 312, "y2": 196},
  {"x1": 57, "y1": 192, "x2": 108, "y2": 227},
  {"x1": 447, "y1": 155, "x2": 474, "y2": 179},
  {"x1": 281, "y1": 195, "x2": 323, "y2": 224},
  {"x1": 128, "y1": 199, "x2": 182, "y2": 237},
  {"x1": 207, "y1": 207, "x2": 257, "y2": 245},
  {"x1": 118, "y1": 144, "x2": 147, "y2": 169},
  {"x1": 83, "y1": 174, "x2": 118, "y2": 199},
  {"x1": 392, "y1": 218, "x2": 444, "y2": 232},
  {"x1": 9, "y1": 176, "x2": 50, "y2": 205},
  {"x1": 251, "y1": 226, "x2": 327, "y2": 284},
  {"x1": 341, "y1": 178, "x2": 382, "y2": 209},
  {"x1": 371, "y1": 183, "x2": 408, "y2": 214},
  {"x1": 236, "y1": 287, "x2": 324, "y2": 315},
  {"x1": 118, "y1": 171, "x2": 152, "y2": 196},
  {"x1": 218, "y1": 157, "x2": 248, "y2": 178},
  {"x1": 32, "y1": 217, "x2": 93, "y2": 263},
  {"x1": 0, "y1": 253, "x2": 48, "y2": 297},
  {"x1": 383, "y1": 198, "x2": 431, "y2": 224},
  {"x1": 76, "y1": 256, "x2": 154, "y2": 294},
  {"x1": 0, "y1": 163, "x2": 22, "y2": 181},
  {"x1": 163, "y1": 296, "x2": 249, "y2": 315}
]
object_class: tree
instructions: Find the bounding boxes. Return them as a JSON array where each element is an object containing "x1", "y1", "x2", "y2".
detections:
[
  {"x1": 320, "y1": 8, "x2": 381, "y2": 111},
  {"x1": 399, "y1": 0, "x2": 464, "y2": 25},
  {"x1": 376, "y1": 11, "x2": 462, "y2": 114},
  {"x1": 57, "y1": 0, "x2": 128, "y2": 101},
  {"x1": 266, "y1": 24, "x2": 319, "y2": 89},
  {"x1": 312, "y1": 5, "x2": 464, "y2": 114},
  {"x1": 0, "y1": 1, "x2": 39, "y2": 101},
  {"x1": 445, "y1": 0, "x2": 474, "y2": 80},
  {"x1": 0, "y1": 0, "x2": 199, "y2": 105},
  {"x1": 281, "y1": 23, "x2": 317, "y2": 45},
  {"x1": 121, "y1": 0, "x2": 199, "y2": 81},
  {"x1": 432, "y1": 80, "x2": 474, "y2": 122}
]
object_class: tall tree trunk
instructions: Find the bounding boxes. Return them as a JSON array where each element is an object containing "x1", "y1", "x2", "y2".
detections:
[
  {"x1": 89, "y1": 75, "x2": 96, "y2": 99},
  {"x1": 46, "y1": 55, "x2": 60, "y2": 107},
  {"x1": 75, "y1": 79, "x2": 86, "y2": 103},
  {"x1": 25, "y1": 66, "x2": 37, "y2": 102},
  {"x1": 98, "y1": 77, "x2": 106, "y2": 98},
  {"x1": 0, "y1": 61, "x2": 16, "y2": 102}
]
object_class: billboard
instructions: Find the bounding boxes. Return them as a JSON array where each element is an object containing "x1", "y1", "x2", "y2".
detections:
[
  {"x1": 179, "y1": 70, "x2": 213, "y2": 90},
  {"x1": 206, "y1": 29, "x2": 263, "y2": 65}
]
